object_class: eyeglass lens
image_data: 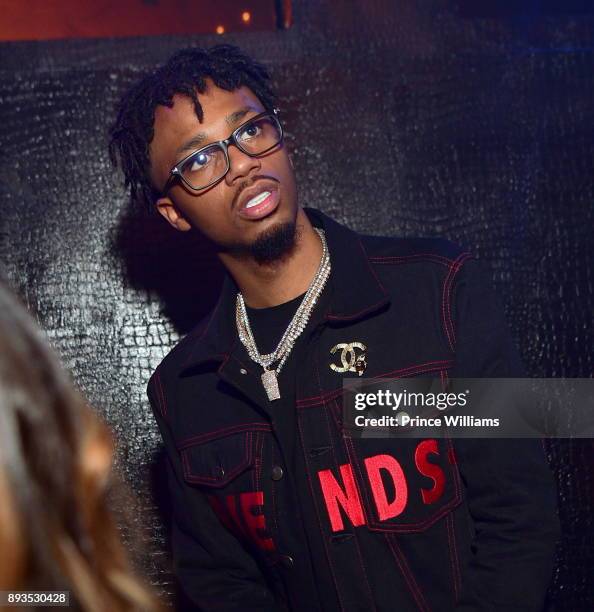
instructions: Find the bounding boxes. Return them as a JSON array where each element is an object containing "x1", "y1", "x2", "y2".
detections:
[{"x1": 179, "y1": 114, "x2": 282, "y2": 190}]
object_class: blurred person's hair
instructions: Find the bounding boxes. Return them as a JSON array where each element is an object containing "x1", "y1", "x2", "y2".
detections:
[
  {"x1": 108, "y1": 43, "x2": 277, "y2": 210},
  {"x1": 0, "y1": 279, "x2": 159, "y2": 612}
]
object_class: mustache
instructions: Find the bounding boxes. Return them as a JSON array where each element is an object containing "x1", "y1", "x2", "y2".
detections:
[{"x1": 232, "y1": 175, "x2": 278, "y2": 209}]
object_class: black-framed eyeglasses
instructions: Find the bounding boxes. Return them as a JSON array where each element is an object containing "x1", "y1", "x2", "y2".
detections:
[{"x1": 164, "y1": 109, "x2": 284, "y2": 193}]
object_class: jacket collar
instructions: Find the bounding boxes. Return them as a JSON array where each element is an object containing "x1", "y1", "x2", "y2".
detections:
[{"x1": 180, "y1": 207, "x2": 390, "y2": 375}]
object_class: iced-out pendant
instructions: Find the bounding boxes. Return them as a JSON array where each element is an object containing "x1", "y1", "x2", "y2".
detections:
[{"x1": 261, "y1": 369, "x2": 281, "y2": 401}]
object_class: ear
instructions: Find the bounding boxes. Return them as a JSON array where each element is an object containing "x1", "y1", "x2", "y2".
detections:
[{"x1": 156, "y1": 197, "x2": 192, "y2": 232}]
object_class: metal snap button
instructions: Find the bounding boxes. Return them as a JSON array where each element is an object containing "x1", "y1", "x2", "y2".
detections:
[
  {"x1": 214, "y1": 466, "x2": 225, "y2": 479},
  {"x1": 240, "y1": 368, "x2": 248, "y2": 375},
  {"x1": 271, "y1": 465, "x2": 284, "y2": 481},
  {"x1": 279, "y1": 554, "x2": 294, "y2": 569}
]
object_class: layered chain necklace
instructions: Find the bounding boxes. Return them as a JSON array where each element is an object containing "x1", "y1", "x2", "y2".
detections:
[{"x1": 236, "y1": 228, "x2": 331, "y2": 401}]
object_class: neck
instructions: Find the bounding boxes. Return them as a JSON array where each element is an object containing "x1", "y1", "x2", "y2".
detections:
[{"x1": 219, "y1": 208, "x2": 323, "y2": 309}]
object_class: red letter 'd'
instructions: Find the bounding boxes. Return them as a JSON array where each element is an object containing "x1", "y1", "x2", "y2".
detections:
[
  {"x1": 414, "y1": 439, "x2": 445, "y2": 504},
  {"x1": 364, "y1": 454, "x2": 408, "y2": 520},
  {"x1": 318, "y1": 464, "x2": 365, "y2": 532}
]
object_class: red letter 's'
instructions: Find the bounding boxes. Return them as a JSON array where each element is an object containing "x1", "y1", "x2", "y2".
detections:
[{"x1": 414, "y1": 439, "x2": 446, "y2": 504}]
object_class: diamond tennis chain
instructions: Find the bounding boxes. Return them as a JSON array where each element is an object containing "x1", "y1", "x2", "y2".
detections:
[{"x1": 236, "y1": 227, "x2": 331, "y2": 401}]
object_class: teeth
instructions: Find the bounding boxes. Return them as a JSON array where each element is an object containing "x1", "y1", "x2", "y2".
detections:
[{"x1": 245, "y1": 191, "x2": 271, "y2": 209}]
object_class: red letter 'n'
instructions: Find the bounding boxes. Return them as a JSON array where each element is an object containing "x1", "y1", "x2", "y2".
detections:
[{"x1": 318, "y1": 464, "x2": 365, "y2": 532}]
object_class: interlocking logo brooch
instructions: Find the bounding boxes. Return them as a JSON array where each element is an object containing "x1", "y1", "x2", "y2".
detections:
[{"x1": 329, "y1": 342, "x2": 367, "y2": 376}]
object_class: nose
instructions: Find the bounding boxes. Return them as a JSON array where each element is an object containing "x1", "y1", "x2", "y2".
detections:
[{"x1": 225, "y1": 144, "x2": 261, "y2": 186}]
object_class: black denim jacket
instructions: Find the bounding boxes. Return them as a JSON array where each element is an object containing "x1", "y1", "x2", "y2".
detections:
[{"x1": 148, "y1": 208, "x2": 560, "y2": 612}]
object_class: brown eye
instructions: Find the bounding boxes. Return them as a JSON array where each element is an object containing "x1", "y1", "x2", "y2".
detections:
[
  {"x1": 238, "y1": 121, "x2": 263, "y2": 143},
  {"x1": 184, "y1": 151, "x2": 213, "y2": 173}
]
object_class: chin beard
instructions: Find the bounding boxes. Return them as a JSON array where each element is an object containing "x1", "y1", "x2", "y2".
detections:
[{"x1": 249, "y1": 220, "x2": 299, "y2": 265}]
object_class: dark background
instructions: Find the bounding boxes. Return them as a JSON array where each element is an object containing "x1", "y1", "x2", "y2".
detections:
[{"x1": 0, "y1": 0, "x2": 592, "y2": 609}]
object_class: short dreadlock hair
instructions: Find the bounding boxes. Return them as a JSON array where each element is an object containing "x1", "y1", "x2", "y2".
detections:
[{"x1": 108, "y1": 44, "x2": 277, "y2": 209}]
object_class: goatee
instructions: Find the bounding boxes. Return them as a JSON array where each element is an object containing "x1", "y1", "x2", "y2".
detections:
[{"x1": 250, "y1": 220, "x2": 299, "y2": 265}]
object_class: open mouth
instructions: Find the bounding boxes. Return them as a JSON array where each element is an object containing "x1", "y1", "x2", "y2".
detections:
[
  {"x1": 238, "y1": 188, "x2": 280, "y2": 220},
  {"x1": 245, "y1": 191, "x2": 271, "y2": 209}
]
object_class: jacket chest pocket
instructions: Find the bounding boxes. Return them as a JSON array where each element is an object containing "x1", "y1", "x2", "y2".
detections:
[
  {"x1": 177, "y1": 425, "x2": 276, "y2": 553},
  {"x1": 178, "y1": 424, "x2": 271, "y2": 490},
  {"x1": 343, "y1": 435, "x2": 462, "y2": 533}
]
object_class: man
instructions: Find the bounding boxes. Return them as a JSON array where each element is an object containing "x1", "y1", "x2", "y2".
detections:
[{"x1": 109, "y1": 45, "x2": 560, "y2": 611}]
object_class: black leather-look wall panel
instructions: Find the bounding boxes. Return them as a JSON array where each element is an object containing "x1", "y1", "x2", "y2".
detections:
[{"x1": 0, "y1": 1, "x2": 592, "y2": 609}]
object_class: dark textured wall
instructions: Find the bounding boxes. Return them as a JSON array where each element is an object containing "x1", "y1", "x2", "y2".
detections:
[{"x1": 0, "y1": 1, "x2": 592, "y2": 609}]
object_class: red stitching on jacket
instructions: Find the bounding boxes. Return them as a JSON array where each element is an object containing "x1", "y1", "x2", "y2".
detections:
[
  {"x1": 297, "y1": 411, "x2": 346, "y2": 611},
  {"x1": 181, "y1": 432, "x2": 252, "y2": 485},
  {"x1": 342, "y1": 438, "x2": 462, "y2": 534},
  {"x1": 216, "y1": 345, "x2": 235, "y2": 374},
  {"x1": 319, "y1": 410, "x2": 376, "y2": 610},
  {"x1": 445, "y1": 254, "x2": 472, "y2": 349},
  {"x1": 441, "y1": 256, "x2": 458, "y2": 351},
  {"x1": 448, "y1": 254, "x2": 475, "y2": 347},
  {"x1": 325, "y1": 298, "x2": 389, "y2": 322},
  {"x1": 376, "y1": 360, "x2": 454, "y2": 381},
  {"x1": 359, "y1": 237, "x2": 388, "y2": 294},
  {"x1": 177, "y1": 423, "x2": 272, "y2": 450},
  {"x1": 298, "y1": 364, "x2": 452, "y2": 408},
  {"x1": 314, "y1": 352, "x2": 351, "y2": 610},
  {"x1": 250, "y1": 432, "x2": 256, "y2": 491},
  {"x1": 257, "y1": 432, "x2": 265, "y2": 491},
  {"x1": 451, "y1": 517, "x2": 461, "y2": 598},
  {"x1": 324, "y1": 402, "x2": 340, "y2": 468},
  {"x1": 369, "y1": 253, "x2": 454, "y2": 267},
  {"x1": 323, "y1": 238, "x2": 389, "y2": 322},
  {"x1": 270, "y1": 445, "x2": 279, "y2": 534},
  {"x1": 353, "y1": 531, "x2": 378, "y2": 612},
  {"x1": 181, "y1": 292, "x2": 226, "y2": 368},
  {"x1": 444, "y1": 253, "x2": 470, "y2": 350},
  {"x1": 364, "y1": 498, "x2": 462, "y2": 534},
  {"x1": 446, "y1": 512, "x2": 461, "y2": 601},
  {"x1": 181, "y1": 449, "x2": 245, "y2": 484},
  {"x1": 248, "y1": 430, "x2": 254, "y2": 472},
  {"x1": 447, "y1": 446, "x2": 457, "y2": 465},
  {"x1": 329, "y1": 397, "x2": 343, "y2": 431},
  {"x1": 445, "y1": 512, "x2": 456, "y2": 598},
  {"x1": 296, "y1": 388, "x2": 345, "y2": 409},
  {"x1": 296, "y1": 360, "x2": 454, "y2": 407},
  {"x1": 155, "y1": 370, "x2": 168, "y2": 420},
  {"x1": 317, "y1": 356, "x2": 340, "y2": 468},
  {"x1": 385, "y1": 534, "x2": 432, "y2": 612},
  {"x1": 442, "y1": 253, "x2": 472, "y2": 352},
  {"x1": 319, "y1": 379, "x2": 377, "y2": 611},
  {"x1": 343, "y1": 436, "x2": 372, "y2": 526}
]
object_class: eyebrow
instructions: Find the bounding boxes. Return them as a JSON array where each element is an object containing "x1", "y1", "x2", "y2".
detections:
[{"x1": 173, "y1": 106, "x2": 261, "y2": 160}]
